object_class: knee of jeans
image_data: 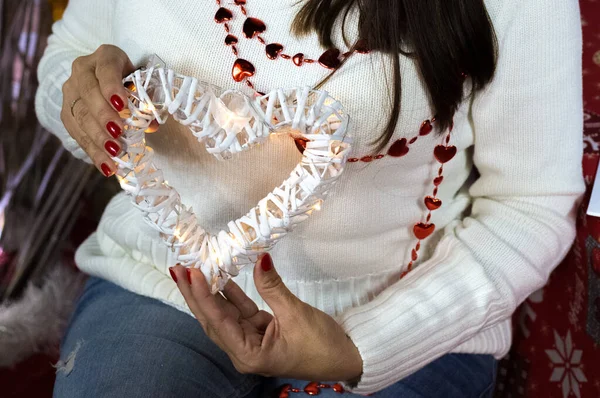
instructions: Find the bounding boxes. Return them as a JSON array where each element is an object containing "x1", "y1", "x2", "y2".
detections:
[{"x1": 54, "y1": 340, "x2": 83, "y2": 376}]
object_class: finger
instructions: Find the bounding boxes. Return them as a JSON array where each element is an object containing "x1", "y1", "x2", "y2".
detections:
[
  {"x1": 246, "y1": 310, "x2": 273, "y2": 332},
  {"x1": 71, "y1": 99, "x2": 123, "y2": 160},
  {"x1": 94, "y1": 44, "x2": 136, "y2": 112},
  {"x1": 222, "y1": 282, "x2": 273, "y2": 332},
  {"x1": 186, "y1": 267, "x2": 247, "y2": 350},
  {"x1": 60, "y1": 101, "x2": 115, "y2": 177},
  {"x1": 222, "y1": 280, "x2": 259, "y2": 319},
  {"x1": 239, "y1": 318, "x2": 267, "y2": 347},
  {"x1": 254, "y1": 253, "x2": 300, "y2": 317},
  {"x1": 170, "y1": 265, "x2": 210, "y2": 332},
  {"x1": 73, "y1": 58, "x2": 126, "y2": 142},
  {"x1": 215, "y1": 291, "x2": 245, "y2": 321}
]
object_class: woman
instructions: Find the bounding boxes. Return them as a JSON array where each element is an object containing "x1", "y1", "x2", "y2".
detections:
[{"x1": 35, "y1": 0, "x2": 584, "y2": 396}]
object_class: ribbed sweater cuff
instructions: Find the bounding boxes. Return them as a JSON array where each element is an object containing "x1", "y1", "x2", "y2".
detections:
[
  {"x1": 334, "y1": 236, "x2": 508, "y2": 395},
  {"x1": 35, "y1": 49, "x2": 92, "y2": 163}
]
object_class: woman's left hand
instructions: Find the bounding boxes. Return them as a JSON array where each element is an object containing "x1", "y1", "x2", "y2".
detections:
[{"x1": 170, "y1": 254, "x2": 363, "y2": 382}]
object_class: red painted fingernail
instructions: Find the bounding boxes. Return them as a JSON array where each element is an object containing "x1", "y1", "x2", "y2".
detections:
[
  {"x1": 186, "y1": 268, "x2": 193, "y2": 284},
  {"x1": 261, "y1": 253, "x2": 273, "y2": 272},
  {"x1": 100, "y1": 163, "x2": 113, "y2": 177},
  {"x1": 106, "y1": 121, "x2": 122, "y2": 138},
  {"x1": 110, "y1": 95, "x2": 124, "y2": 111},
  {"x1": 169, "y1": 267, "x2": 178, "y2": 283},
  {"x1": 105, "y1": 140, "x2": 120, "y2": 157}
]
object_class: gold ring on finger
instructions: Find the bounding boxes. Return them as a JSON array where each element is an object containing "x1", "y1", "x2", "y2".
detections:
[{"x1": 70, "y1": 97, "x2": 83, "y2": 117}]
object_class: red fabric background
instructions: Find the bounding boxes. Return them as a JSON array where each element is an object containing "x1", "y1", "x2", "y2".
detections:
[
  {"x1": 582, "y1": 0, "x2": 600, "y2": 115},
  {"x1": 495, "y1": 2, "x2": 600, "y2": 396}
]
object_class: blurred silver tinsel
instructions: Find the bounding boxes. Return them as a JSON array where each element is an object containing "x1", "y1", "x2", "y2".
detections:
[{"x1": 0, "y1": 0, "x2": 118, "y2": 362}]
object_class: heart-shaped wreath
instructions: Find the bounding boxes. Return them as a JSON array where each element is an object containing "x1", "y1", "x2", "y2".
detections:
[{"x1": 115, "y1": 62, "x2": 352, "y2": 292}]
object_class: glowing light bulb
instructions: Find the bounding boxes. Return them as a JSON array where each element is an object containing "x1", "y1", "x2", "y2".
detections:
[
  {"x1": 124, "y1": 81, "x2": 137, "y2": 92},
  {"x1": 140, "y1": 102, "x2": 155, "y2": 113},
  {"x1": 145, "y1": 119, "x2": 159, "y2": 133}
]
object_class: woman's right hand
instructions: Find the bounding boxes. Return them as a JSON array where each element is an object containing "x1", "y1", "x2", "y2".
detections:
[{"x1": 60, "y1": 44, "x2": 135, "y2": 177}]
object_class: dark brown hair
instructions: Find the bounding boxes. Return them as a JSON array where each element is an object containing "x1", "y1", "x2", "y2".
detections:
[{"x1": 292, "y1": 0, "x2": 498, "y2": 151}]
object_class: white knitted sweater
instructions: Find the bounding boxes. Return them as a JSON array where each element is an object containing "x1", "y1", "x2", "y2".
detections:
[{"x1": 35, "y1": 0, "x2": 585, "y2": 393}]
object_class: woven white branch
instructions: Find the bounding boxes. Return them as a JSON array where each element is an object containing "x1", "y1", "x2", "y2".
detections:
[{"x1": 115, "y1": 66, "x2": 352, "y2": 292}]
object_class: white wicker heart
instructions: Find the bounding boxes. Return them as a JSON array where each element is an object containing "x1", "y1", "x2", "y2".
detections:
[{"x1": 115, "y1": 65, "x2": 352, "y2": 293}]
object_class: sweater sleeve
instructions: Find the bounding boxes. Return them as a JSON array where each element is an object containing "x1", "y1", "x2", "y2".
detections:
[
  {"x1": 35, "y1": 0, "x2": 116, "y2": 163},
  {"x1": 336, "y1": 0, "x2": 585, "y2": 394}
]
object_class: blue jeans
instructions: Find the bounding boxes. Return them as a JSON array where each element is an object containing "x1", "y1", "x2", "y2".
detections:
[{"x1": 54, "y1": 277, "x2": 498, "y2": 398}]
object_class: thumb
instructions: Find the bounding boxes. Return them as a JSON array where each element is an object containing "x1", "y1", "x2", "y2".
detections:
[{"x1": 254, "y1": 253, "x2": 299, "y2": 315}]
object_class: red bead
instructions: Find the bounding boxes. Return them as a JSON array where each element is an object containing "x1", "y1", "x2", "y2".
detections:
[
  {"x1": 354, "y1": 39, "x2": 370, "y2": 53},
  {"x1": 374, "y1": 154, "x2": 385, "y2": 159},
  {"x1": 446, "y1": 134, "x2": 451, "y2": 144},
  {"x1": 292, "y1": 53, "x2": 305, "y2": 66},
  {"x1": 420, "y1": 120, "x2": 433, "y2": 136},
  {"x1": 304, "y1": 382, "x2": 320, "y2": 395},
  {"x1": 279, "y1": 384, "x2": 291, "y2": 398},
  {"x1": 318, "y1": 384, "x2": 330, "y2": 388},
  {"x1": 438, "y1": 166, "x2": 444, "y2": 175},
  {"x1": 234, "y1": 0, "x2": 246, "y2": 4},
  {"x1": 224, "y1": 23, "x2": 230, "y2": 33},
  {"x1": 407, "y1": 261, "x2": 413, "y2": 271},
  {"x1": 225, "y1": 34, "x2": 238, "y2": 45},
  {"x1": 409, "y1": 136, "x2": 418, "y2": 144},
  {"x1": 232, "y1": 46, "x2": 238, "y2": 55},
  {"x1": 426, "y1": 213, "x2": 431, "y2": 222},
  {"x1": 400, "y1": 271, "x2": 408, "y2": 279},
  {"x1": 347, "y1": 158, "x2": 359, "y2": 163},
  {"x1": 257, "y1": 35, "x2": 266, "y2": 44},
  {"x1": 291, "y1": 388, "x2": 300, "y2": 393},
  {"x1": 280, "y1": 54, "x2": 291, "y2": 59},
  {"x1": 240, "y1": 5, "x2": 247, "y2": 15},
  {"x1": 413, "y1": 223, "x2": 435, "y2": 240},
  {"x1": 411, "y1": 249, "x2": 418, "y2": 261},
  {"x1": 318, "y1": 48, "x2": 341, "y2": 69},
  {"x1": 242, "y1": 17, "x2": 266, "y2": 38},
  {"x1": 332, "y1": 384, "x2": 345, "y2": 393},
  {"x1": 416, "y1": 242, "x2": 421, "y2": 250},
  {"x1": 424, "y1": 196, "x2": 442, "y2": 210},
  {"x1": 214, "y1": 7, "x2": 233, "y2": 23},
  {"x1": 232, "y1": 59, "x2": 255, "y2": 82},
  {"x1": 266, "y1": 43, "x2": 284, "y2": 59},
  {"x1": 433, "y1": 176, "x2": 444, "y2": 186},
  {"x1": 433, "y1": 187, "x2": 438, "y2": 196},
  {"x1": 304, "y1": 59, "x2": 315, "y2": 63},
  {"x1": 387, "y1": 138, "x2": 409, "y2": 157},
  {"x1": 294, "y1": 137, "x2": 308, "y2": 154},
  {"x1": 433, "y1": 145, "x2": 457, "y2": 164},
  {"x1": 360, "y1": 155, "x2": 373, "y2": 162}
]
